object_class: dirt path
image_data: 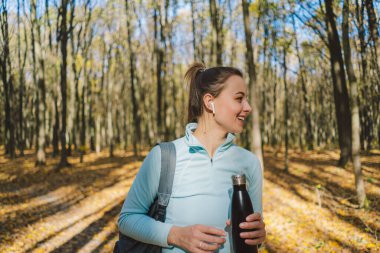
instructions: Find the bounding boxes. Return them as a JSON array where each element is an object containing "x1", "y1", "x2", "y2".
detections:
[{"x1": 0, "y1": 148, "x2": 378, "y2": 252}]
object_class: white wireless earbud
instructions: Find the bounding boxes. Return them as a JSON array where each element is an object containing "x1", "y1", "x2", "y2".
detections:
[{"x1": 210, "y1": 102, "x2": 215, "y2": 115}]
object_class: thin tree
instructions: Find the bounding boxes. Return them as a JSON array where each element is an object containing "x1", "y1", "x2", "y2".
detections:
[
  {"x1": 209, "y1": 0, "x2": 224, "y2": 65},
  {"x1": 125, "y1": 0, "x2": 141, "y2": 156},
  {"x1": 241, "y1": 0, "x2": 263, "y2": 169},
  {"x1": 324, "y1": 0, "x2": 352, "y2": 166},
  {"x1": 0, "y1": 0, "x2": 15, "y2": 158},
  {"x1": 31, "y1": 0, "x2": 47, "y2": 165},
  {"x1": 291, "y1": 14, "x2": 313, "y2": 150},
  {"x1": 342, "y1": 0, "x2": 367, "y2": 208},
  {"x1": 58, "y1": 0, "x2": 72, "y2": 168},
  {"x1": 17, "y1": 0, "x2": 27, "y2": 156}
]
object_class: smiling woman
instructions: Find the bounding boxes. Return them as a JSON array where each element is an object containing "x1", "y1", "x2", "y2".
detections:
[{"x1": 117, "y1": 62, "x2": 265, "y2": 253}]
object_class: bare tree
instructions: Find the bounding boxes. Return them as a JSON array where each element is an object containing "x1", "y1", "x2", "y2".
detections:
[
  {"x1": 0, "y1": 0, "x2": 15, "y2": 158},
  {"x1": 209, "y1": 0, "x2": 224, "y2": 65},
  {"x1": 342, "y1": 0, "x2": 367, "y2": 207},
  {"x1": 324, "y1": 0, "x2": 352, "y2": 166},
  {"x1": 58, "y1": 0, "x2": 73, "y2": 168},
  {"x1": 241, "y1": 0, "x2": 263, "y2": 169}
]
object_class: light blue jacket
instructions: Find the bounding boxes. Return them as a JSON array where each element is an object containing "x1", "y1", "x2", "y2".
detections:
[{"x1": 118, "y1": 123, "x2": 263, "y2": 252}]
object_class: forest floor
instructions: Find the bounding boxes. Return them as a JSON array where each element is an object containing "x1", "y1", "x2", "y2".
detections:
[{"x1": 0, "y1": 146, "x2": 379, "y2": 253}]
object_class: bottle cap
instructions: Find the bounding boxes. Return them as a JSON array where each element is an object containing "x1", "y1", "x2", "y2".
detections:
[{"x1": 231, "y1": 174, "x2": 246, "y2": 185}]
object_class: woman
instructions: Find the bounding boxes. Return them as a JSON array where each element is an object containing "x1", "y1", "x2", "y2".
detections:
[{"x1": 118, "y1": 62, "x2": 266, "y2": 252}]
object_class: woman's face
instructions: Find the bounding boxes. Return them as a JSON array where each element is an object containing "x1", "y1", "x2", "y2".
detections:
[{"x1": 212, "y1": 75, "x2": 252, "y2": 134}]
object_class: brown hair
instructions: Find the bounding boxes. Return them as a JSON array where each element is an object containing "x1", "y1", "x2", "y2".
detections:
[{"x1": 184, "y1": 62, "x2": 243, "y2": 123}]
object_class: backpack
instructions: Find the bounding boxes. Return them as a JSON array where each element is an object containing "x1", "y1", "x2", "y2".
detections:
[{"x1": 113, "y1": 142, "x2": 176, "y2": 253}]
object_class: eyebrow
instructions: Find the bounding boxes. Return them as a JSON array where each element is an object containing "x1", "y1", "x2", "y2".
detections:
[{"x1": 235, "y1": 92, "x2": 246, "y2": 96}]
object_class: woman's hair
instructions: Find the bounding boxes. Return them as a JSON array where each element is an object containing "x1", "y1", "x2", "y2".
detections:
[{"x1": 184, "y1": 62, "x2": 243, "y2": 123}]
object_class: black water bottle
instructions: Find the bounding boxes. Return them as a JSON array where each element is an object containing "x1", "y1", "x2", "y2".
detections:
[{"x1": 231, "y1": 174, "x2": 258, "y2": 253}]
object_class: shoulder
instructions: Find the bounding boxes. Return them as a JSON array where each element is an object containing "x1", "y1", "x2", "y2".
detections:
[
  {"x1": 229, "y1": 145, "x2": 262, "y2": 177},
  {"x1": 230, "y1": 145, "x2": 260, "y2": 165}
]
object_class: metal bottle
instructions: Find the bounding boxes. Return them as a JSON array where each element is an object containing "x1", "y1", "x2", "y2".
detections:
[{"x1": 231, "y1": 174, "x2": 258, "y2": 253}]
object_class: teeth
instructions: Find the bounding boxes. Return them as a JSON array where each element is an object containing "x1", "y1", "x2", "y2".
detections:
[{"x1": 238, "y1": 117, "x2": 245, "y2": 121}]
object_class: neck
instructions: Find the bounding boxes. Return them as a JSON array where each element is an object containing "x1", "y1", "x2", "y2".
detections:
[{"x1": 192, "y1": 115, "x2": 228, "y2": 158}]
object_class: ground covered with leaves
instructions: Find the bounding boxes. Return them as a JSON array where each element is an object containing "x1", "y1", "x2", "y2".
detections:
[{"x1": 0, "y1": 147, "x2": 378, "y2": 253}]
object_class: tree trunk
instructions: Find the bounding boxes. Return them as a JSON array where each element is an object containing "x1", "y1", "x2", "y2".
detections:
[
  {"x1": 126, "y1": 0, "x2": 141, "y2": 156},
  {"x1": 292, "y1": 14, "x2": 313, "y2": 150},
  {"x1": 31, "y1": 0, "x2": 47, "y2": 165},
  {"x1": 53, "y1": 95, "x2": 60, "y2": 157},
  {"x1": 241, "y1": 0, "x2": 263, "y2": 169},
  {"x1": 0, "y1": 0, "x2": 16, "y2": 158},
  {"x1": 324, "y1": 0, "x2": 352, "y2": 167},
  {"x1": 154, "y1": 3, "x2": 164, "y2": 140},
  {"x1": 58, "y1": 0, "x2": 70, "y2": 168},
  {"x1": 209, "y1": 0, "x2": 223, "y2": 65},
  {"x1": 283, "y1": 45, "x2": 289, "y2": 172},
  {"x1": 190, "y1": 0, "x2": 197, "y2": 61},
  {"x1": 342, "y1": 0, "x2": 367, "y2": 208},
  {"x1": 17, "y1": 0, "x2": 26, "y2": 156}
]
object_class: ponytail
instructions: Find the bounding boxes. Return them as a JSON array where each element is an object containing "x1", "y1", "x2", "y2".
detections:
[
  {"x1": 184, "y1": 62, "x2": 243, "y2": 123},
  {"x1": 185, "y1": 62, "x2": 206, "y2": 123}
]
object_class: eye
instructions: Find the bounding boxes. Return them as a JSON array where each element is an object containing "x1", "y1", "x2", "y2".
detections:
[{"x1": 236, "y1": 97, "x2": 243, "y2": 102}]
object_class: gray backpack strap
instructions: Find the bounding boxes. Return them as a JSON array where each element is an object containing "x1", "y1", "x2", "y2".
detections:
[{"x1": 157, "y1": 142, "x2": 176, "y2": 207}]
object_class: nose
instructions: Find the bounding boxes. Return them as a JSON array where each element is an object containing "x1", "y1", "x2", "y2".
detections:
[{"x1": 244, "y1": 100, "x2": 252, "y2": 113}]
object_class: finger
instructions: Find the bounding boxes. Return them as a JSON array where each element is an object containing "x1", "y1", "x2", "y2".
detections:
[
  {"x1": 199, "y1": 232, "x2": 226, "y2": 245},
  {"x1": 246, "y1": 213, "x2": 261, "y2": 222},
  {"x1": 240, "y1": 220, "x2": 265, "y2": 229},
  {"x1": 199, "y1": 225, "x2": 226, "y2": 237},
  {"x1": 245, "y1": 237, "x2": 266, "y2": 246},
  {"x1": 198, "y1": 241, "x2": 222, "y2": 252},
  {"x1": 226, "y1": 219, "x2": 231, "y2": 226},
  {"x1": 240, "y1": 229, "x2": 266, "y2": 239}
]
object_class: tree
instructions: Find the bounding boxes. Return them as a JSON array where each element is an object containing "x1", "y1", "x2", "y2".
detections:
[
  {"x1": 58, "y1": 0, "x2": 73, "y2": 168},
  {"x1": 342, "y1": 0, "x2": 367, "y2": 208},
  {"x1": 125, "y1": 0, "x2": 141, "y2": 156},
  {"x1": 0, "y1": 0, "x2": 15, "y2": 158},
  {"x1": 30, "y1": 0, "x2": 47, "y2": 165},
  {"x1": 209, "y1": 0, "x2": 224, "y2": 65},
  {"x1": 324, "y1": 0, "x2": 352, "y2": 166},
  {"x1": 241, "y1": 0, "x2": 263, "y2": 169},
  {"x1": 291, "y1": 14, "x2": 313, "y2": 150},
  {"x1": 17, "y1": 0, "x2": 27, "y2": 156}
]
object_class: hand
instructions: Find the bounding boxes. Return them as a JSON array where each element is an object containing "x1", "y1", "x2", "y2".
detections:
[
  {"x1": 167, "y1": 224, "x2": 226, "y2": 253},
  {"x1": 226, "y1": 213, "x2": 266, "y2": 246}
]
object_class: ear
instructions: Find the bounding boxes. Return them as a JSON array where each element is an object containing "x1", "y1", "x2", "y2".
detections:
[{"x1": 202, "y1": 93, "x2": 214, "y2": 111}]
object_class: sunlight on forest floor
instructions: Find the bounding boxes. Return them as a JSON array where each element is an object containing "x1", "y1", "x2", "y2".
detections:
[{"x1": 0, "y1": 147, "x2": 378, "y2": 253}]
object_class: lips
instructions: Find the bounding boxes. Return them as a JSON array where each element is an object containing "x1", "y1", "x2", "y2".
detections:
[{"x1": 237, "y1": 115, "x2": 246, "y2": 121}]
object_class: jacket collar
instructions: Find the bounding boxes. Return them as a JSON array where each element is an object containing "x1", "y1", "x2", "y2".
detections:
[{"x1": 184, "y1": 122, "x2": 235, "y2": 152}]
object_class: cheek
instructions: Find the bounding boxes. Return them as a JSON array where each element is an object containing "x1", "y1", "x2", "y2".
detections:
[{"x1": 218, "y1": 104, "x2": 242, "y2": 117}]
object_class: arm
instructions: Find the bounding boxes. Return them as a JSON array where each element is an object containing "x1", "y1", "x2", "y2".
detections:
[
  {"x1": 241, "y1": 155, "x2": 265, "y2": 246},
  {"x1": 118, "y1": 146, "x2": 173, "y2": 248},
  {"x1": 247, "y1": 155, "x2": 263, "y2": 216}
]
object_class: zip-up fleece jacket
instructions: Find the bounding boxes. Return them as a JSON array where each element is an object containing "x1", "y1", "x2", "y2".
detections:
[{"x1": 118, "y1": 123, "x2": 263, "y2": 252}]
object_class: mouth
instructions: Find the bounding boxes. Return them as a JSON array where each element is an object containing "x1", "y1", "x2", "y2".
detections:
[{"x1": 237, "y1": 116, "x2": 245, "y2": 121}]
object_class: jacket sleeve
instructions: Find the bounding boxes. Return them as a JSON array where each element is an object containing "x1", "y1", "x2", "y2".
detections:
[
  {"x1": 118, "y1": 145, "x2": 174, "y2": 248},
  {"x1": 247, "y1": 154, "x2": 263, "y2": 217}
]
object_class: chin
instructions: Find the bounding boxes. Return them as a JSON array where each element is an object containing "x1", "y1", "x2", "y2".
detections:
[{"x1": 232, "y1": 126, "x2": 244, "y2": 134}]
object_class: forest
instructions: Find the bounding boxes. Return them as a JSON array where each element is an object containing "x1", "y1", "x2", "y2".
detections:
[{"x1": 0, "y1": 0, "x2": 379, "y2": 252}]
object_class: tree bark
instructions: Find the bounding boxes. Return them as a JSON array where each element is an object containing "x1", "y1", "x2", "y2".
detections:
[
  {"x1": 58, "y1": 0, "x2": 71, "y2": 168},
  {"x1": 283, "y1": 45, "x2": 289, "y2": 172},
  {"x1": 0, "y1": 0, "x2": 16, "y2": 158},
  {"x1": 241, "y1": 0, "x2": 263, "y2": 169},
  {"x1": 292, "y1": 14, "x2": 313, "y2": 150},
  {"x1": 17, "y1": 0, "x2": 26, "y2": 156},
  {"x1": 324, "y1": 0, "x2": 352, "y2": 167},
  {"x1": 343, "y1": 0, "x2": 367, "y2": 207},
  {"x1": 209, "y1": 0, "x2": 223, "y2": 65},
  {"x1": 126, "y1": 0, "x2": 141, "y2": 156},
  {"x1": 154, "y1": 3, "x2": 164, "y2": 140},
  {"x1": 31, "y1": 0, "x2": 47, "y2": 165}
]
